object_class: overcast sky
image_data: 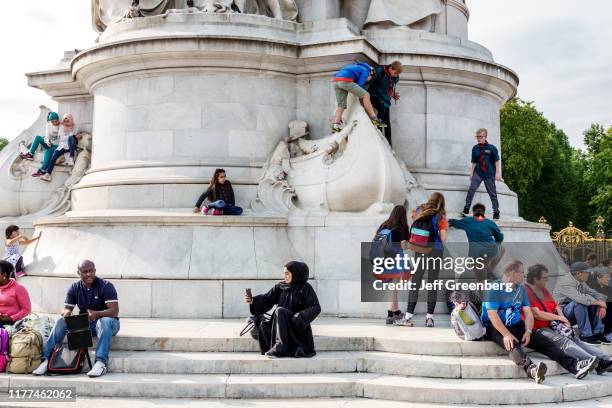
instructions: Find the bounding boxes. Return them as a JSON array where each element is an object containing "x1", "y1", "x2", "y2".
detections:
[{"x1": 0, "y1": 0, "x2": 610, "y2": 148}]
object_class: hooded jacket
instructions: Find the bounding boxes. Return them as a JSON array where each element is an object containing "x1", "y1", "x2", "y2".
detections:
[
  {"x1": 333, "y1": 62, "x2": 373, "y2": 88},
  {"x1": 0, "y1": 278, "x2": 31, "y2": 322}
]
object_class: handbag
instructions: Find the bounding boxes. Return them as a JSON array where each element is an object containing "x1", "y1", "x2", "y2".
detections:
[
  {"x1": 526, "y1": 285, "x2": 573, "y2": 338},
  {"x1": 240, "y1": 313, "x2": 272, "y2": 341},
  {"x1": 47, "y1": 344, "x2": 90, "y2": 375}
]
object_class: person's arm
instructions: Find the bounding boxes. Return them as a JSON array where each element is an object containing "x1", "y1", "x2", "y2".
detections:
[
  {"x1": 19, "y1": 233, "x2": 41, "y2": 246},
  {"x1": 9, "y1": 285, "x2": 32, "y2": 322},
  {"x1": 492, "y1": 224, "x2": 504, "y2": 242},
  {"x1": 194, "y1": 188, "x2": 211, "y2": 209},
  {"x1": 292, "y1": 285, "x2": 321, "y2": 330},
  {"x1": 44, "y1": 123, "x2": 52, "y2": 146},
  {"x1": 530, "y1": 306, "x2": 564, "y2": 323},
  {"x1": 557, "y1": 278, "x2": 602, "y2": 306},
  {"x1": 522, "y1": 306, "x2": 534, "y2": 346},
  {"x1": 6, "y1": 235, "x2": 23, "y2": 246},
  {"x1": 487, "y1": 310, "x2": 516, "y2": 351},
  {"x1": 89, "y1": 302, "x2": 119, "y2": 320},
  {"x1": 63, "y1": 285, "x2": 77, "y2": 318},
  {"x1": 89, "y1": 283, "x2": 119, "y2": 320},
  {"x1": 495, "y1": 161, "x2": 502, "y2": 181},
  {"x1": 449, "y1": 218, "x2": 467, "y2": 230},
  {"x1": 554, "y1": 305, "x2": 572, "y2": 326},
  {"x1": 583, "y1": 283, "x2": 607, "y2": 302},
  {"x1": 438, "y1": 218, "x2": 448, "y2": 244},
  {"x1": 249, "y1": 285, "x2": 280, "y2": 316},
  {"x1": 228, "y1": 183, "x2": 236, "y2": 206}
]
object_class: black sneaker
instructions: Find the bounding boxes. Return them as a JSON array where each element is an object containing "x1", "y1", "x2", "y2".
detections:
[
  {"x1": 527, "y1": 362, "x2": 547, "y2": 384},
  {"x1": 460, "y1": 208, "x2": 469, "y2": 217},
  {"x1": 493, "y1": 211, "x2": 500, "y2": 220},
  {"x1": 581, "y1": 335, "x2": 602, "y2": 345},
  {"x1": 575, "y1": 357, "x2": 598, "y2": 379},
  {"x1": 596, "y1": 359, "x2": 612, "y2": 375},
  {"x1": 594, "y1": 333, "x2": 612, "y2": 345}
]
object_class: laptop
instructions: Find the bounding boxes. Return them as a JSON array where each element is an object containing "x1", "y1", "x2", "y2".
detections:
[{"x1": 65, "y1": 313, "x2": 93, "y2": 350}]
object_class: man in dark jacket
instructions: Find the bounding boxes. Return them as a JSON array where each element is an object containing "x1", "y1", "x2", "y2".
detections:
[
  {"x1": 367, "y1": 61, "x2": 403, "y2": 146},
  {"x1": 245, "y1": 261, "x2": 321, "y2": 358}
]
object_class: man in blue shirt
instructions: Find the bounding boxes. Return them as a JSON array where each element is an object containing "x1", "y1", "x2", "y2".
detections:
[
  {"x1": 462, "y1": 128, "x2": 501, "y2": 220},
  {"x1": 331, "y1": 62, "x2": 386, "y2": 133},
  {"x1": 33, "y1": 260, "x2": 120, "y2": 378}
]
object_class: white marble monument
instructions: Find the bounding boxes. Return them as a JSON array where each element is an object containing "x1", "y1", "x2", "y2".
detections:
[{"x1": 0, "y1": 0, "x2": 555, "y2": 318}]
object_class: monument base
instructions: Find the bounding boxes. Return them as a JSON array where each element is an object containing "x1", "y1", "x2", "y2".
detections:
[{"x1": 23, "y1": 209, "x2": 554, "y2": 319}]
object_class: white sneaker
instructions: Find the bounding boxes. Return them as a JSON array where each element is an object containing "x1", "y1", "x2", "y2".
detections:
[
  {"x1": 32, "y1": 360, "x2": 48, "y2": 376},
  {"x1": 87, "y1": 360, "x2": 107, "y2": 377},
  {"x1": 66, "y1": 158, "x2": 75, "y2": 166}
]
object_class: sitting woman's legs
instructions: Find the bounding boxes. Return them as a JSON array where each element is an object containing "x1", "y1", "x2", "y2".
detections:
[
  {"x1": 46, "y1": 148, "x2": 69, "y2": 175},
  {"x1": 207, "y1": 200, "x2": 226, "y2": 210},
  {"x1": 28, "y1": 136, "x2": 46, "y2": 155},
  {"x1": 40, "y1": 145, "x2": 58, "y2": 172},
  {"x1": 222, "y1": 205, "x2": 243, "y2": 216}
]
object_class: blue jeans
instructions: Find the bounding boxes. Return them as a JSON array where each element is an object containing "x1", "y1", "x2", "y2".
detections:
[
  {"x1": 464, "y1": 172, "x2": 499, "y2": 213},
  {"x1": 43, "y1": 317, "x2": 120, "y2": 364},
  {"x1": 207, "y1": 200, "x2": 243, "y2": 215},
  {"x1": 563, "y1": 301, "x2": 604, "y2": 338},
  {"x1": 46, "y1": 136, "x2": 77, "y2": 175}
]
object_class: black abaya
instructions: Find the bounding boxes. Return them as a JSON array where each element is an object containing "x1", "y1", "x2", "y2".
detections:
[{"x1": 249, "y1": 265, "x2": 321, "y2": 357}]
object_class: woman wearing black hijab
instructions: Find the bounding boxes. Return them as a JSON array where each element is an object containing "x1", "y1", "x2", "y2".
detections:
[{"x1": 245, "y1": 261, "x2": 321, "y2": 358}]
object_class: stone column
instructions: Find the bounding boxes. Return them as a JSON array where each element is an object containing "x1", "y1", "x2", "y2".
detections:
[{"x1": 296, "y1": 0, "x2": 340, "y2": 22}]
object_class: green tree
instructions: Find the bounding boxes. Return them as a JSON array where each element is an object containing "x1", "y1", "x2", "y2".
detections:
[
  {"x1": 500, "y1": 99, "x2": 582, "y2": 231},
  {"x1": 0, "y1": 138, "x2": 8, "y2": 151},
  {"x1": 581, "y1": 124, "x2": 612, "y2": 231}
]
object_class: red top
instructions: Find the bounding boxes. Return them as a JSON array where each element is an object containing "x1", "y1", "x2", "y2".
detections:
[
  {"x1": 525, "y1": 284, "x2": 558, "y2": 330},
  {"x1": 0, "y1": 278, "x2": 31, "y2": 321}
]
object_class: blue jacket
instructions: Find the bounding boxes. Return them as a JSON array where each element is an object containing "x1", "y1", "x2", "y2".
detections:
[
  {"x1": 334, "y1": 62, "x2": 373, "y2": 88},
  {"x1": 368, "y1": 66, "x2": 400, "y2": 108}
]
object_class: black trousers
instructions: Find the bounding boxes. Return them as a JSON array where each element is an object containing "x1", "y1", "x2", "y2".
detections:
[
  {"x1": 407, "y1": 250, "x2": 442, "y2": 315},
  {"x1": 371, "y1": 97, "x2": 392, "y2": 146},
  {"x1": 605, "y1": 302, "x2": 612, "y2": 335},
  {"x1": 486, "y1": 321, "x2": 578, "y2": 374}
]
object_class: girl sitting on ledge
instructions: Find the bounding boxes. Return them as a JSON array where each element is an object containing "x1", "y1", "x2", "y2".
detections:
[
  {"x1": 193, "y1": 168, "x2": 243, "y2": 215},
  {"x1": 245, "y1": 261, "x2": 321, "y2": 358}
]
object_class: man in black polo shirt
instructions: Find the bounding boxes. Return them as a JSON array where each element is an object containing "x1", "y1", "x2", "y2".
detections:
[
  {"x1": 462, "y1": 128, "x2": 501, "y2": 220},
  {"x1": 33, "y1": 260, "x2": 120, "y2": 377}
]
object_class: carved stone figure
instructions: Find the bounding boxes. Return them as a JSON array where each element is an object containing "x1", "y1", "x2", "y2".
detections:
[
  {"x1": 364, "y1": 0, "x2": 443, "y2": 32},
  {"x1": 92, "y1": 0, "x2": 177, "y2": 31},
  {"x1": 233, "y1": 0, "x2": 298, "y2": 20}
]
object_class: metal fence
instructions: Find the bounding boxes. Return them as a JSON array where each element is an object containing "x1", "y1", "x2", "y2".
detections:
[{"x1": 542, "y1": 216, "x2": 611, "y2": 265}]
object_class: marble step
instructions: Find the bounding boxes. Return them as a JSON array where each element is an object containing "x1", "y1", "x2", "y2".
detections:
[
  {"x1": 3, "y1": 372, "x2": 612, "y2": 404},
  {"x1": 106, "y1": 350, "x2": 567, "y2": 379},
  {"x1": 4, "y1": 396, "x2": 612, "y2": 408},
  {"x1": 108, "y1": 317, "x2": 504, "y2": 356}
]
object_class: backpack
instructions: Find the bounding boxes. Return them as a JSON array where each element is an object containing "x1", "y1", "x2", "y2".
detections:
[
  {"x1": 451, "y1": 302, "x2": 486, "y2": 341},
  {"x1": 6, "y1": 328, "x2": 43, "y2": 374},
  {"x1": 408, "y1": 214, "x2": 437, "y2": 254},
  {"x1": 369, "y1": 228, "x2": 394, "y2": 262},
  {"x1": 0, "y1": 328, "x2": 9, "y2": 372},
  {"x1": 47, "y1": 344, "x2": 90, "y2": 375}
]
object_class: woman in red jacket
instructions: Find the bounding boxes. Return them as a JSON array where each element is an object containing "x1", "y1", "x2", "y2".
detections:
[{"x1": 0, "y1": 260, "x2": 32, "y2": 325}]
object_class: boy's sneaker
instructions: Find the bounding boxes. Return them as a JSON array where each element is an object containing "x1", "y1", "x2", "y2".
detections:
[
  {"x1": 31, "y1": 170, "x2": 44, "y2": 177},
  {"x1": 393, "y1": 317, "x2": 414, "y2": 327},
  {"x1": 21, "y1": 152, "x2": 34, "y2": 161},
  {"x1": 493, "y1": 211, "x2": 500, "y2": 220},
  {"x1": 40, "y1": 174, "x2": 52, "y2": 182},
  {"x1": 596, "y1": 359, "x2": 612, "y2": 375},
  {"x1": 202, "y1": 207, "x2": 210, "y2": 215},
  {"x1": 87, "y1": 360, "x2": 108, "y2": 378},
  {"x1": 575, "y1": 356, "x2": 598, "y2": 379},
  {"x1": 212, "y1": 209, "x2": 222, "y2": 216},
  {"x1": 66, "y1": 158, "x2": 75, "y2": 166},
  {"x1": 606, "y1": 333, "x2": 612, "y2": 342},
  {"x1": 460, "y1": 208, "x2": 470, "y2": 217},
  {"x1": 15, "y1": 271, "x2": 26, "y2": 278},
  {"x1": 527, "y1": 361, "x2": 547, "y2": 384},
  {"x1": 371, "y1": 118, "x2": 388, "y2": 129},
  {"x1": 331, "y1": 123, "x2": 342, "y2": 133},
  {"x1": 32, "y1": 361, "x2": 48, "y2": 376},
  {"x1": 594, "y1": 333, "x2": 612, "y2": 344},
  {"x1": 425, "y1": 317, "x2": 435, "y2": 328}
]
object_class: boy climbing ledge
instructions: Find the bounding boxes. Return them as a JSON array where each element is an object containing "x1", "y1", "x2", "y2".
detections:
[{"x1": 331, "y1": 62, "x2": 387, "y2": 133}]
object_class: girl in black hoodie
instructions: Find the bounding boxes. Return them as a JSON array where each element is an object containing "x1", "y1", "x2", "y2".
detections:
[{"x1": 246, "y1": 261, "x2": 321, "y2": 358}]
